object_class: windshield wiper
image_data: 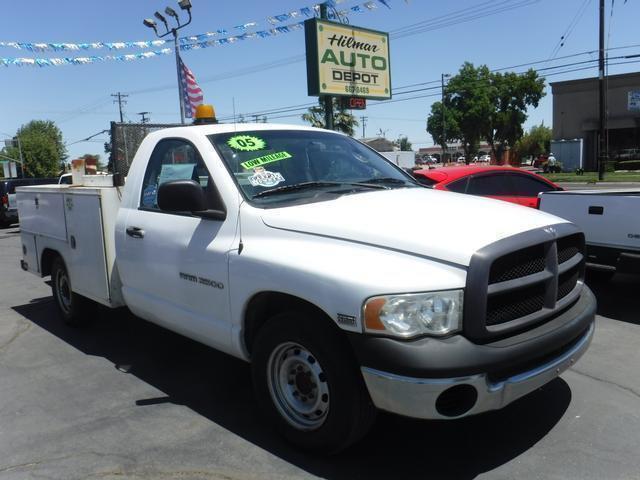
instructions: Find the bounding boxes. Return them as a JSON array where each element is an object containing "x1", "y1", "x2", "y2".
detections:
[
  {"x1": 360, "y1": 177, "x2": 413, "y2": 186},
  {"x1": 252, "y1": 181, "x2": 385, "y2": 199}
]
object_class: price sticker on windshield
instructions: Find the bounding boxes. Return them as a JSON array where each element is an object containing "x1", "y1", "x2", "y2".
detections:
[{"x1": 227, "y1": 135, "x2": 266, "y2": 152}]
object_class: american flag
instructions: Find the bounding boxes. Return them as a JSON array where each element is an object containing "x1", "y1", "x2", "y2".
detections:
[{"x1": 178, "y1": 56, "x2": 204, "y2": 118}]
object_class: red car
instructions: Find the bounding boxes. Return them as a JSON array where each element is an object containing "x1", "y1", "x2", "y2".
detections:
[{"x1": 411, "y1": 165, "x2": 562, "y2": 208}]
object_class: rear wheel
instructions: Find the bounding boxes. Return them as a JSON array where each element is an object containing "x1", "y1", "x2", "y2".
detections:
[
  {"x1": 251, "y1": 311, "x2": 376, "y2": 453},
  {"x1": 51, "y1": 257, "x2": 93, "y2": 326}
]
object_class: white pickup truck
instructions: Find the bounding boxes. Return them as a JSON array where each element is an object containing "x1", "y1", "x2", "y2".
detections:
[
  {"x1": 539, "y1": 189, "x2": 640, "y2": 278},
  {"x1": 17, "y1": 121, "x2": 596, "y2": 452}
]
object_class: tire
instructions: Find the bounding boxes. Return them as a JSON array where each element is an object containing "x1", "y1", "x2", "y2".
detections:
[
  {"x1": 51, "y1": 257, "x2": 93, "y2": 326},
  {"x1": 251, "y1": 311, "x2": 377, "y2": 453}
]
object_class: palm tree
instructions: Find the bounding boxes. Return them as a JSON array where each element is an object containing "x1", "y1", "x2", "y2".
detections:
[{"x1": 302, "y1": 98, "x2": 359, "y2": 136}]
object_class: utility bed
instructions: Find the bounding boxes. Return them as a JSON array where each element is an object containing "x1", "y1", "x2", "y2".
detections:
[{"x1": 17, "y1": 184, "x2": 124, "y2": 307}]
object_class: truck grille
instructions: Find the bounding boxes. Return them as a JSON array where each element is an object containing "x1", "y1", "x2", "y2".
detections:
[
  {"x1": 464, "y1": 226, "x2": 585, "y2": 342},
  {"x1": 489, "y1": 244, "x2": 546, "y2": 283}
]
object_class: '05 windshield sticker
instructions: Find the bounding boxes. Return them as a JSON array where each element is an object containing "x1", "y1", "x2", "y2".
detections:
[
  {"x1": 241, "y1": 151, "x2": 292, "y2": 170},
  {"x1": 227, "y1": 135, "x2": 266, "y2": 152},
  {"x1": 249, "y1": 167, "x2": 285, "y2": 188}
]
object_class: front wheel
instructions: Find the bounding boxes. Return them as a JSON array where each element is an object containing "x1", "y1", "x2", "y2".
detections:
[
  {"x1": 251, "y1": 312, "x2": 376, "y2": 453},
  {"x1": 51, "y1": 257, "x2": 93, "y2": 326}
]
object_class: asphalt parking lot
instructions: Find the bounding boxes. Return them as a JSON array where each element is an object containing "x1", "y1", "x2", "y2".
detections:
[{"x1": 1, "y1": 226, "x2": 639, "y2": 480}]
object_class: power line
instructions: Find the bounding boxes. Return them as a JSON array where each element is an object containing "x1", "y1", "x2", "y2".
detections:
[
  {"x1": 122, "y1": 0, "x2": 543, "y2": 98},
  {"x1": 391, "y1": 0, "x2": 542, "y2": 39},
  {"x1": 546, "y1": 0, "x2": 592, "y2": 63},
  {"x1": 54, "y1": 0, "x2": 640, "y2": 125},
  {"x1": 217, "y1": 51, "x2": 640, "y2": 122}
]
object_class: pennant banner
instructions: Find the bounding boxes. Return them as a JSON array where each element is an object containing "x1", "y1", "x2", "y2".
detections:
[
  {"x1": 0, "y1": 0, "x2": 382, "y2": 53},
  {"x1": 0, "y1": 0, "x2": 388, "y2": 67},
  {"x1": 0, "y1": 48, "x2": 173, "y2": 67}
]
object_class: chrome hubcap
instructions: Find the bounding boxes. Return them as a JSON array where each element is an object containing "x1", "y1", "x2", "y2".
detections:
[{"x1": 267, "y1": 342, "x2": 330, "y2": 430}]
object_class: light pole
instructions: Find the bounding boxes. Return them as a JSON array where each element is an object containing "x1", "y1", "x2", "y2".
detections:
[
  {"x1": 143, "y1": 0, "x2": 193, "y2": 124},
  {"x1": 441, "y1": 73, "x2": 451, "y2": 164}
]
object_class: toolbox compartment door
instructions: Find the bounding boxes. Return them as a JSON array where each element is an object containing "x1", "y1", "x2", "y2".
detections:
[
  {"x1": 17, "y1": 190, "x2": 67, "y2": 241},
  {"x1": 64, "y1": 193, "x2": 110, "y2": 303}
]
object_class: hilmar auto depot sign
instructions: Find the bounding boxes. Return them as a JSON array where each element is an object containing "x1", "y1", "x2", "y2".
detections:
[{"x1": 305, "y1": 18, "x2": 391, "y2": 100}]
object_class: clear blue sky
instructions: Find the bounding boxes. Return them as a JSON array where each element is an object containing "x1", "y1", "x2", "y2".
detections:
[{"x1": 1, "y1": 0, "x2": 639, "y2": 161}]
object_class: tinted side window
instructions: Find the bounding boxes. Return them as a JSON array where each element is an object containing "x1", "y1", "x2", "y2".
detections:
[
  {"x1": 446, "y1": 178, "x2": 468, "y2": 193},
  {"x1": 139, "y1": 139, "x2": 212, "y2": 211},
  {"x1": 509, "y1": 174, "x2": 555, "y2": 196},
  {"x1": 466, "y1": 174, "x2": 513, "y2": 196}
]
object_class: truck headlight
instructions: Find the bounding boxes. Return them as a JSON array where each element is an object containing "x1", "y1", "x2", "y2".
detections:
[{"x1": 363, "y1": 290, "x2": 463, "y2": 338}]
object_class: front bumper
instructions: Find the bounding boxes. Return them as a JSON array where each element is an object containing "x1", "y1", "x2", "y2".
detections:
[{"x1": 356, "y1": 287, "x2": 596, "y2": 420}]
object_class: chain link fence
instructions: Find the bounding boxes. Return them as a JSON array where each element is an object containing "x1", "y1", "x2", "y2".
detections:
[{"x1": 109, "y1": 121, "x2": 181, "y2": 179}]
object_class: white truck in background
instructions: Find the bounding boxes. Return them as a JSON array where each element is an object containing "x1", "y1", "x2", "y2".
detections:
[
  {"x1": 17, "y1": 120, "x2": 596, "y2": 452},
  {"x1": 539, "y1": 189, "x2": 640, "y2": 279},
  {"x1": 378, "y1": 150, "x2": 416, "y2": 169}
]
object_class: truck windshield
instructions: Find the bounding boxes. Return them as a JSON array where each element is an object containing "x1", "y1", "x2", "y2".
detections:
[{"x1": 208, "y1": 130, "x2": 416, "y2": 205}]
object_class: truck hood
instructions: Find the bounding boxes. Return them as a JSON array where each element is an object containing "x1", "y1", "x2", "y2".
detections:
[{"x1": 260, "y1": 188, "x2": 568, "y2": 267}]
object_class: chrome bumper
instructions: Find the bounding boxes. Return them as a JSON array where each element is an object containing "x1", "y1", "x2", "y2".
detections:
[{"x1": 361, "y1": 322, "x2": 594, "y2": 420}]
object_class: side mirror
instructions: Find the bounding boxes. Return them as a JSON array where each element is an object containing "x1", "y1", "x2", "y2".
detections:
[{"x1": 157, "y1": 179, "x2": 206, "y2": 212}]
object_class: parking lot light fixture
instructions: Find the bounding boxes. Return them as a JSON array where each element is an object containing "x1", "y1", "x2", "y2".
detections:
[
  {"x1": 142, "y1": 1, "x2": 194, "y2": 124},
  {"x1": 143, "y1": 18, "x2": 158, "y2": 35},
  {"x1": 165, "y1": 6, "x2": 180, "y2": 25},
  {"x1": 154, "y1": 11, "x2": 170, "y2": 32},
  {"x1": 178, "y1": 0, "x2": 192, "y2": 11}
]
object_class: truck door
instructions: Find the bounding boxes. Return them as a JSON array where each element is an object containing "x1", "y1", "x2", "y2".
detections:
[{"x1": 117, "y1": 138, "x2": 236, "y2": 352}]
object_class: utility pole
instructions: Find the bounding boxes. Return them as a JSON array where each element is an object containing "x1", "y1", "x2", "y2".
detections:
[
  {"x1": 360, "y1": 116, "x2": 368, "y2": 138},
  {"x1": 597, "y1": 0, "x2": 606, "y2": 180},
  {"x1": 111, "y1": 92, "x2": 128, "y2": 123},
  {"x1": 137, "y1": 112, "x2": 151, "y2": 124},
  {"x1": 320, "y1": 3, "x2": 334, "y2": 131},
  {"x1": 441, "y1": 73, "x2": 450, "y2": 164}
]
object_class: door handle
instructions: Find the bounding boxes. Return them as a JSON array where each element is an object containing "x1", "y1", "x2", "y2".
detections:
[
  {"x1": 588, "y1": 206, "x2": 604, "y2": 215},
  {"x1": 126, "y1": 226, "x2": 145, "y2": 238}
]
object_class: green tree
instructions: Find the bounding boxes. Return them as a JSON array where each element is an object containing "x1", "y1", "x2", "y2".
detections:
[
  {"x1": 487, "y1": 70, "x2": 545, "y2": 161},
  {"x1": 426, "y1": 62, "x2": 545, "y2": 163},
  {"x1": 394, "y1": 135, "x2": 413, "y2": 151},
  {"x1": 514, "y1": 123, "x2": 552, "y2": 159},
  {"x1": 446, "y1": 62, "x2": 494, "y2": 162},
  {"x1": 3, "y1": 120, "x2": 67, "y2": 177},
  {"x1": 302, "y1": 98, "x2": 359, "y2": 136},
  {"x1": 426, "y1": 101, "x2": 461, "y2": 160}
]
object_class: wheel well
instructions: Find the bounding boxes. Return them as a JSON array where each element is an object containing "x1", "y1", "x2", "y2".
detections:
[
  {"x1": 40, "y1": 249, "x2": 60, "y2": 277},
  {"x1": 243, "y1": 292, "x2": 341, "y2": 357}
]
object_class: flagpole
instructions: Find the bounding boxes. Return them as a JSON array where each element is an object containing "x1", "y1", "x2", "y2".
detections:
[
  {"x1": 174, "y1": 32, "x2": 186, "y2": 124},
  {"x1": 173, "y1": 33, "x2": 184, "y2": 125}
]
